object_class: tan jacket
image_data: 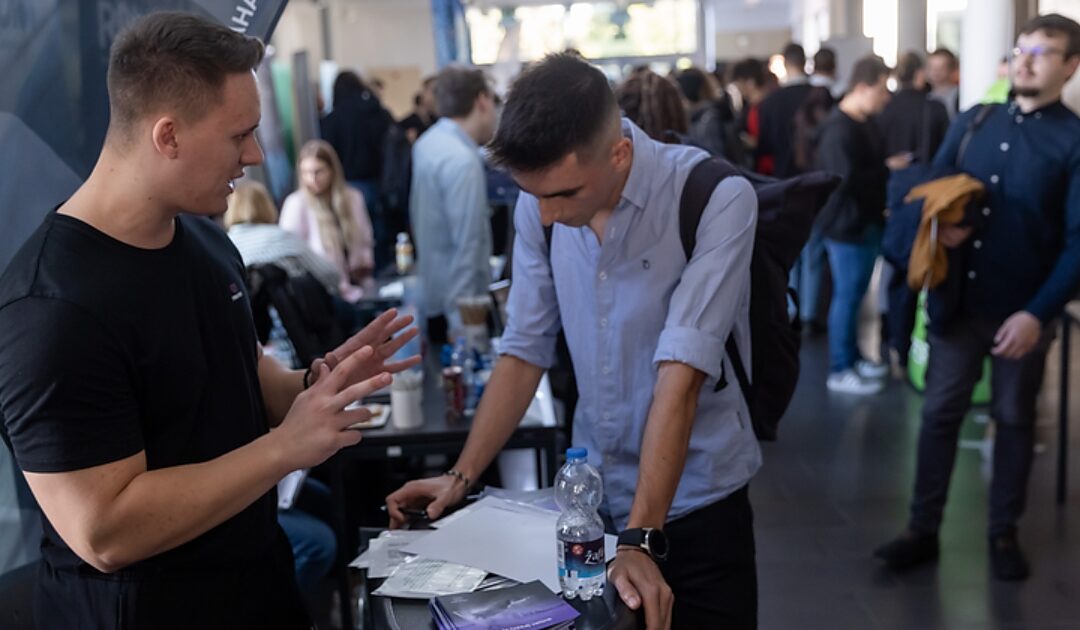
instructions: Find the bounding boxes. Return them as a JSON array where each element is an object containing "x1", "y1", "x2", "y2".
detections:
[{"x1": 904, "y1": 174, "x2": 985, "y2": 291}]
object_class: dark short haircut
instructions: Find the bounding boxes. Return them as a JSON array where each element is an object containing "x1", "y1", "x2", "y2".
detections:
[
  {"x1": 107, "y1": 11, "x2": 264, "y2": 137},
  {"x1": 617, "y1": 71, "x2": 688, "y2": 143},
  {"x1": 783, "y1": 42, "x2": 807, "y2": 69},
  {"x1": 489, "y1": 53, "x2": 618, "y2": 172},
  {"x1": 333, "y1": 71, "x2": 366, "y2": 106},
  {"x1": 929, "y1": 48, "x2": 959, "y2": 70},
  {"x1": 850, "y1": 56, "x2": 890, "y2": 89},
  {"x1": 1020, "y1": 13, "x2": 1080, "y2": 58},
  {"x1": 895, "y1": 51, "x2": 924, "y2": 85},
  {"x1": 813, "y1": 47, "x2": 837, "y2": 74},
  {"x1": 434, "y1": 66, "x2": 490, "y2": 118},
  {"x1": 675, "y1": 67, "x2": 716, "y2": 103},
  {"x1": 730, "y1": 57, "x2": 766, "y2": 86}
]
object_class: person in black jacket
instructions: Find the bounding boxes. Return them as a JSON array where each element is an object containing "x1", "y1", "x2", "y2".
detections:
[
  {"x1": 321, "y1": 71, "x2": 394, "y2": 269},
  {"x1": 816, "y1": 56, "x2": 893, "y2": 395},
  {"x1": 876, "y1": 51, "x2": 951, "y2": 366},
  {"x1": 756, "y1": 43, "x2": 832, "y2": 178}
]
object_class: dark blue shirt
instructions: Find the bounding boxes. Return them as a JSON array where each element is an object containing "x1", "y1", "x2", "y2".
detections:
[{"x1": 932, "y1": 100, "x2": 1080, "y2": 325}]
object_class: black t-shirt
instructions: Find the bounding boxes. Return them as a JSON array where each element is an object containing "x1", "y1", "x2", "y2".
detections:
[
  {"x1": 0, "y1": 212, "x2": 307, "y2": 628},
  {"x1": 815, "y1": 108, "x2": 890, "y2": 242}
]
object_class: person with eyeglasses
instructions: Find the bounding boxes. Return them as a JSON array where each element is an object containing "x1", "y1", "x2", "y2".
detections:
[{"x1": 874, "y1": 13, "x2": 1080, "y2": 582}]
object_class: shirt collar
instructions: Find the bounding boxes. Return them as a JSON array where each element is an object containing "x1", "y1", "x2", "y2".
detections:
[
  {"x1": 618, "y1": 118, "x2": 655, "y2": 210},
  {"x1": 783, "y1": 74, "x2": 809, "y2": 87},
  {"x1": 436, "y1": 117, "x2": 480, "y2": 151},
  {"x1": 1007, "y1": 98, "x2": 1066, "y2": 118}
]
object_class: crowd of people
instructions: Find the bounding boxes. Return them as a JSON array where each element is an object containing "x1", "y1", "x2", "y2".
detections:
[{"x1": 1, "y1": 7, "x2": 1079, "y2": 630}]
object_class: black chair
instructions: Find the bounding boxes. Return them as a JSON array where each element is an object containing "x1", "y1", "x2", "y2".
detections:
[{"x1": 248, "y1": 264, "x2": 346, "y2": 368}]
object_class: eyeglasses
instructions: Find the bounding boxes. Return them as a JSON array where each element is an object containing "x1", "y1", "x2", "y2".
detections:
[{"x1": 1012, "y1": 45, "x2": 1067, "y2": 59}]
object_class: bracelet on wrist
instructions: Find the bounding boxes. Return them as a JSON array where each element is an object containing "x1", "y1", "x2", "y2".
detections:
[{"x1": 444, "y1": 469, "x2": 471, "y2": 488}]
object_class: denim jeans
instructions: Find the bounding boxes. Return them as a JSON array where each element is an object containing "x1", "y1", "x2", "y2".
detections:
[
  {"x1": 788, "y1": 229, "x2": 826, "y2": 324},
  {"x1": 909, "y1": 316, "x2": 1055, "y2": 537},
  {"x1": 278, "y1": 478, "x2": 337, "y2": 594},
  {"x1": 824, "y1": 227, "x2": 881, "y2": 373}
]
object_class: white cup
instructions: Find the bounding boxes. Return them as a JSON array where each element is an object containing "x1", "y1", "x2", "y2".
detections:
[{"x1": 391, "y1": 386, "x2": 424, "y2": 430}]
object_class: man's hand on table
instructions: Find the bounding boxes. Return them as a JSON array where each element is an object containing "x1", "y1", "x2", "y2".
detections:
[
  {"x1": 385, "y1": 474, "x2": 470, "y2": 529},
  {"x1": 608, "y1": 547, "x2": 673, "y2": 630},
  {"x1": 307, "y1": 308, "x2": 422, "y2": 389}
]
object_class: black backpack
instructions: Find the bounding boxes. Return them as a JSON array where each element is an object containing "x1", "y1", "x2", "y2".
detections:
[
  {"x1": 681, "y1": 158, "x2": 838, "y2": 440},
  {"x1": 379, "y1": 124, "x2": 414, "y2": 234},
  {"x1": 544, "y1": 159, "x2": 838, "y2": 440}
]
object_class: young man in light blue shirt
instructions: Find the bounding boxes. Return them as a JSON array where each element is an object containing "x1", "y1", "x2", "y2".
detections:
[
  {"x1": 388, "y1": 54, "x2": 761, "y2": 629},
  {"x1": 409, "y1": 66, "x2": 497, "y2": 345}
]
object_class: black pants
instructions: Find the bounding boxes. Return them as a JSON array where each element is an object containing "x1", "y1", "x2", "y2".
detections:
[
  {"x1": 909, "y1": 315, "x2": 1055, "y2": 537},
  {"x1": 659, "y1": 486, "x2": 757, "y2": 629}
]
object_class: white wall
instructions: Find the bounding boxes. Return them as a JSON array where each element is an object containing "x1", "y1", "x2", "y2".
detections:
[{"x1": 330, "y1": 0, "x2": 438, "y2": 81}]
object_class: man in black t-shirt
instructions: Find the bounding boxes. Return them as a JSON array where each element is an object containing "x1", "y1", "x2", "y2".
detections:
[{"x1": 0, "y1": 12, "x2": 419, "y2": 629}]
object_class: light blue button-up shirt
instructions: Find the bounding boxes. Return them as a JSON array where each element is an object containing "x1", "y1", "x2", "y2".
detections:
[
  {"x1": 410, "y1": 119, "x2": 493, "y2": 327},
  {"x1": 500, "y1": 119, "x2": 762, "y2": 530}
]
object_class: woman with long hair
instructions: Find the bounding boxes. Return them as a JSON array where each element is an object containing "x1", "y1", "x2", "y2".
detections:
[
  {"x1": 280, "y1": 140, "x2": 374, "y2": 302},
  {"x1": 615, "y1": 70, "x2": 688, "y2": 144}
]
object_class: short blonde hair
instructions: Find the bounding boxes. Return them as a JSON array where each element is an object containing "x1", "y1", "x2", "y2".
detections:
[{"x1": 224, "y1": 181, "x2": 278, "y2": 228}]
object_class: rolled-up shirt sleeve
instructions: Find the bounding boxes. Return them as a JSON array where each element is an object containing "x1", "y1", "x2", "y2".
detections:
[
  {"x1": 653, "y1": 176, "x2": 757, "y2": 381},
  {"x1": 498, "y1": 194, "x2": 561, "y2": 369}
]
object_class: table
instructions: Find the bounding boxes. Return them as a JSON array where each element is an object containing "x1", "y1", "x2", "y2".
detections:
[
  {"x1": 326, "y1": 360, "x2": 564, "y2": 629},
  {"x1": 370, "y1": 577, "x2": 641, "y2": 630},
  {"x1": 1057, "y1": 301, "x2": 1080, "y2": 506}
]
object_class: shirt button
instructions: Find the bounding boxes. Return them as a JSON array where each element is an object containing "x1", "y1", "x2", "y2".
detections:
[
  {"x1": 601, "y1": 365, "x2": 611, "y2": 375},
  {"x1": 982, "y1": 207, "x2": 992, "y2": 217},
  {"x1": 602, "y1": 412, "x2": 612, "y2": 420},
  {"x1": 968, "y1": 271, "x2": 977, "y2": 280},
  {"x1": 973, "y1": 239, "x2": 982, "y2": 249},
  {"x1": 600, "y1": 318, "x2": 608, "y2": 328},
  {"x1": 990, "y1": 175, "x2": 1000, "y2": 184},
  {"x1": 1035, "y1": 112, "x2": 1043, "y2": 120},
  {"x1": 1016, "y1": 115, "x2": 1024, "y2": 123},
  {"x1": 1000, "y1": 142, "x2": 1009, "y2": 152},
  {"x1": 598, "y1": 271, "x2": 607, "y2": 281}
]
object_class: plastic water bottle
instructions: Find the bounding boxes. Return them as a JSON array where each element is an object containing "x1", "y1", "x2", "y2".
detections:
[{"x1": 555, "y1": 448, "x2": 605, "y2": 600}]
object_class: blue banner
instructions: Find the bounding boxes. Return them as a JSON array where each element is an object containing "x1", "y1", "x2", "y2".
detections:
[{"x1": 0, "y1": 0, "x2": 288, "y2": 273}]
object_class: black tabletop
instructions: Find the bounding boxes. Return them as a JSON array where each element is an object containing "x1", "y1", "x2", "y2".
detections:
[{"x1": 373, "y1": 580, "x2": 642, "y2": 630}]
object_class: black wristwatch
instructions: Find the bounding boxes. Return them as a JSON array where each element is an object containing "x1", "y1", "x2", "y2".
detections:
[{"x1": 617, "y1": 528, "x2": 670, "y2": 562}]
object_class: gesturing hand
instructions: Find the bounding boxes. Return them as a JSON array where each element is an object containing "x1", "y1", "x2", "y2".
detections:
[{"x1": 308, "y1": 308, "x2": 422, "y2": 389}]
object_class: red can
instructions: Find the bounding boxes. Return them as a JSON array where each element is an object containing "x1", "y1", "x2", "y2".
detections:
[{"x1": 442, "y1": 366, "x2": 465, "y2": 417}]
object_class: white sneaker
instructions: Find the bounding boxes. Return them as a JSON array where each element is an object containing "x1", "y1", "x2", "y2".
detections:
[
  {"x1": 827, "y1": 369, "x2": 885, "y2": 395},
  {"x1": 855, "y1": 359, "x2": 890, "y2": 380}
]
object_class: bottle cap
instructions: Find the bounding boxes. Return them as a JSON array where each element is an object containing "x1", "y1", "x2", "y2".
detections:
[{"x1": 566, "y1": 447, "x2": 587, "y2": 460}]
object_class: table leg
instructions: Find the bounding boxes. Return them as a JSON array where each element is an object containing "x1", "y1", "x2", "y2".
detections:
[
  {"x1": 1058, "y1": 318, "x2": 1071, "y2": 506},
  {"x1": 330, "y1": 458, "x2": 354, "y2": 629}
]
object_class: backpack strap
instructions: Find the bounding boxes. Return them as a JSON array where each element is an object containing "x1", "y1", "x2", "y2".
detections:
[
  {"x1": 678, "y1": 157, "x2": 747, "y2": 396},
  {"x1": 679, "y1": 157, "x2": 740, "y2": 260},
  {"x1": 955, "y1": 103, "x2": 997, "y2": 167}
]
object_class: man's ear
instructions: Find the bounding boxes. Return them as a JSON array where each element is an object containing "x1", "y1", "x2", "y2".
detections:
[
  {"x1": 610, "y1": 136, "x2": 632, "y2": 173},
  {"x1": 151, "y1": 117, "x2": 180, "y2": 159},
  {"x1": 1065, "y1": 55, "x2": 1080, "y2": 83}
]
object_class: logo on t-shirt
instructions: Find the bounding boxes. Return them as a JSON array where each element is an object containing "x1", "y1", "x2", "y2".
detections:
[{"x1": 229, "y1": 282, "x2": 244, "y2": 302}]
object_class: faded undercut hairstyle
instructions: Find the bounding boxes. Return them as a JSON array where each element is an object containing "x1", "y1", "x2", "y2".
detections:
[
  {"x1": 488, "y1": 53, "x2": 619, "y2": 172},
  {"x1": 106, "y1": 11, "x2": 265, "y2": 143}
]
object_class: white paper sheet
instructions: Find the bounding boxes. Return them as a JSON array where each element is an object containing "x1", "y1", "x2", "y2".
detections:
[
  {"x1": 403, "y1": 498, "x2": 616, "y2": 593},
  {"x1": 351, "y1": 530, "x2": 431, "y2": 578},
  {"x1": 371, "y1": 558, "x2": 487, "y2": 599}
]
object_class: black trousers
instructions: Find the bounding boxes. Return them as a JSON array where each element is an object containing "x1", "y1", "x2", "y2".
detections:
[
  {"x1": 659, "y1": 486, "x2": 757, "y2": 629},
  {"x1": 910, "y1": 315, "x2": 1055, "y2": 537}
]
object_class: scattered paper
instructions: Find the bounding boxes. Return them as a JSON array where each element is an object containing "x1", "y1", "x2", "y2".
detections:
[
  {"x1": 372, "y1": 558, "x2": 487, "y2": 599},
  {"x1": 405, "y1": 498, "x2": 616, "y2": 592},
  {"x1": 352, "y1": 530, "x2": 431, "y2": 578}
]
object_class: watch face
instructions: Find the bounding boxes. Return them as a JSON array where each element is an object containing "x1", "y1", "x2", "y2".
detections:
[{"x1": 646, "y1": 529, "x2": 669, "y2": 559}]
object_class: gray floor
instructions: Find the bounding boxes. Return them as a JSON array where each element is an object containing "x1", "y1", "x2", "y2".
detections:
[{"x1": 754, "y1": 332, "x2": 1080, "y2": 630}]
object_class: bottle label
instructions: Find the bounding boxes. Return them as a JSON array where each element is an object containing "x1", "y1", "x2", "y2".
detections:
[{"x1": 558, "y1": 537, "x2": 605, "y2": 579}]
